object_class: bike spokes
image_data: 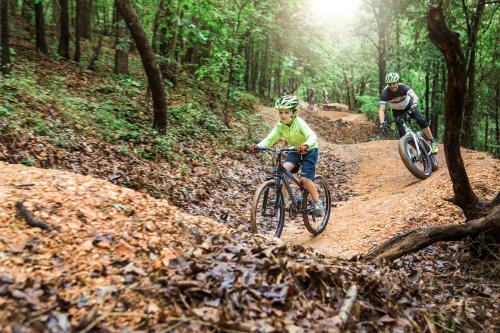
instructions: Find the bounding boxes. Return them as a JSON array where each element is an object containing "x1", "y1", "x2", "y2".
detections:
[
  {"x1": 250, "y1": 180, "x2": 285, "y2": 237},
  {"x1": 398, "y1": 135, "x2": 432, "y2": 179},
  {"x1": 301, "y1": 176, "x2": 331, "y2": 236}
]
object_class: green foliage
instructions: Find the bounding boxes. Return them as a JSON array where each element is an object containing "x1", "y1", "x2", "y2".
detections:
[
  {"x1": 21, "y1": 158, "x2": 36, "y2": 166},
  {"x1": 169, "y1": 103, "x2": 223, "y2": 140},
  {"x1": 31, "y1": 115, "x2": 51, "y2": 136},
  {"x1": 0, "y1": 106, "x2": 14, "y2": 118},
  {"x1": 236, "y1": 92, "x2": 259, "y2": 111},
  {"x1": 356, "y1": 96, "x2": 379, "y2": 121}
]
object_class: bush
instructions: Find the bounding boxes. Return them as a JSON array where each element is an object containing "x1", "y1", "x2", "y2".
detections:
[
  {"x1": 356, "y1": 95, "x2": 379, "y2": 121},
  {"x1": 236, "y1": 91, "x2": 259, "y2": 111}
]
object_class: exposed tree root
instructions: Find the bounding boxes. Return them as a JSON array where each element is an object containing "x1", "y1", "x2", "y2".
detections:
[{"x1": 365, "y1": 206, "x2": 500, "y2": 261}]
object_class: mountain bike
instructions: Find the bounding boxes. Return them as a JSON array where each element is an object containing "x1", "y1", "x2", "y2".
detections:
[
  {"x1": 250, "y1": 147, "x2": 332, "y2": 238},
  {"x1": 383, "y1": 110, "x2": 438, "y2": 179}
]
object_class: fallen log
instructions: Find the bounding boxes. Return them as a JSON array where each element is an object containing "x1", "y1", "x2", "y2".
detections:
[
  {"x1": 364, "y1": 206, "x2": 500, "y2": 261},
  {"x1": 335, "y1": 285, "x2": 358, "y2": 330}
]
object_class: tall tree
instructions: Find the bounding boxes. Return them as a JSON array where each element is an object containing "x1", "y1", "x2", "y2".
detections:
[
  {"x1": 9, "y1": 0, "x2": 15, "y2": 15},
  {"x1": 74, "y1": 0, "x2": 81, "y2": 62},
  {"x1": 224, "y1": 0, "x2": 251, "y2": 126},
  {"x1": 430, "y1": 62, "x2": 440, "y2": 137},
  {"x1": 461, "y1": 0, "x2": 486, "y2": 148},
  {"x1": 34, "y1": 0, "x2": 48, "y2": 53},
  {"x1": 366, "y1": 0, "x2": 387, "y2": 93},
  {"x1": 79, "y1": 0, "x2": 91, "y2": 39},
  {"x1": 52, "y1": 0, "x2": 60, "y2": 30},
  {"x1": 495, "y1": 75, "x2": 499, "y2": 157},
  {"x1": 116, "y1": 0, "x2": 167, "y2": 133},
  {"x1": 1, "y1": 0, "x2": 10, "y2": 75},
  {"x1": 58, "y1": 0, "x2": 70, "y2": 59},
  {"x1": 113, "y1": 0, "x2": 128, "y2": 74}
]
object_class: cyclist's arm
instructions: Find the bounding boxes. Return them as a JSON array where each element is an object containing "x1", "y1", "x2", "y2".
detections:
[
  {"x1": 258, "y1": 123, "x2": 281, "y2": 148},
  {"x1": 297, "y1": 118, "x2": 317, "y2": 147},
  {"x1": 408, "y1": 90, "x2": 418, "y2": 105},
  {"x1": 379, "y1": 87, "x2": 388, "y2": 123},
  {"x1": 378, "y1": 103, "x2": 386, "y2": 123}
]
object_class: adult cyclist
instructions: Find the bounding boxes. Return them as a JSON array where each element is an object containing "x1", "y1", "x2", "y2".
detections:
[{"x1": 379, "y1": 72, "x2": 438, "y2": 154}]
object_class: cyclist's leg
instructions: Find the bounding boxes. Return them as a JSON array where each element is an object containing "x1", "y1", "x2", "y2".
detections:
[
  {"x1": 411, "y1": 107, "x2": 433, "y2": 141},
  {"x1": 299, "y1": 148, "x2": 319, "y2": 202},
  {"x1": 393, "y1": 109, "x2": 407, "y2": 138},
  {"x1": 283, "y1": 153, "x2": 301, "y2": 199}
]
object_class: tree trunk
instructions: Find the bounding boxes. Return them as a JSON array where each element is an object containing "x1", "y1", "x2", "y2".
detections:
[
  {"x1": 274, "y1": 61, "x2": 281, "y2": 97},
  {"x1": 258, "y1": 36, "x2": 269, "y2": 97},
  {"x1": 58, "y1": 0, "x2": 70, "y2": 59},
  {"x1": 424, "y1": 62, "x2": 430, "y2": 121},
  {"x1": 9, "y1": 0, "x2": 15, "y2": 16},
  {"x1": 103, "y1": 2, "x2": 110, "y2": 34},
  {"x1": 343, "y1": 73, "x2": 352, "y2": 110},
  {"x1": 369, "y1": 0, "x2": 387, "y2": 94},
  {"x1": 250, "y1": 45, "x2": 259, "y2": 93},
  {"x1": 116, "y1": 0, "x2": 167, "y2": 133},
  {"x1": 113, "y1": 0, "x2": 128, "y2": 75},
  {"x1": 426, "y1": 5, "x2": 487, "y2": 218},
  {"x1": 88, "y1": 33, "x2": 102, "y2": 70},
  {"x1": 22, "y1": 0, "x2": 32, "y2": 22},
  {"x1": 224, "y1": 0, "x2": 250, "y2": 126},
  {"x1": 496, "y1": 77, "x2": 499, "y2": 157},
  {"x1": 1, "y1": 0, "x2": 10, "y2": 75},
  {"x1": 79, "y1": 0, "x2": 92, "y2": 39},
  {"x1": 484, "y1": 116, "x2": 489, "y2": 151},
  {"x1": 52, "y1": 0, "x2": 60, "y2": 31},
  {"x1": 394, "y1": 8, "x2": 400, "y2": 71},
  {"x1": 74, "y1": 0, "x2": 81, "y2": 62},
  {"x1": 430, "y1": 62, "x2": 439, "y2": 138},
  {"x1": 377, "y1": 27, "x2": 386, "y2": 94},
  {"x1": 34, "y1": 1, "x2": 48, "y2": 53},
  {"x1": 461, "y1": 0, "x2": 486, "y2": 149},
  {"x1": 358, "y1": 74, "x2": 369, "y2": 97},
  {"x1": 365, "y1": 206, "x2": 500, "y2": 261},
  {"x1": 244, "y1": 38, "x2": 252, "y2": 91}
]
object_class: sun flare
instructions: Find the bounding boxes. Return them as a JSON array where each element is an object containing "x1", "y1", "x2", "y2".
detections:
[{"x1": 309, "y1": 0, "x2": 361, "y2": 21}]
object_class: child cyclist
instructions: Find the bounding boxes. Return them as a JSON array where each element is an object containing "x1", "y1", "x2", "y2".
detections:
[{"x1": 249, "y1": 95, "x2": 324, "y2": 216}]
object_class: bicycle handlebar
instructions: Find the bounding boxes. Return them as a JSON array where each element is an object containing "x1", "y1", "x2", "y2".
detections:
[{"x1": 254, "y1": 147, "x2": 298, "y2": 154}]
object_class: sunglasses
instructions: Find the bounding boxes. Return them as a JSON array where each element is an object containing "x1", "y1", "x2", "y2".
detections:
[{"x1": 278, "y1": 110, "x2": 294, "y2": 114}]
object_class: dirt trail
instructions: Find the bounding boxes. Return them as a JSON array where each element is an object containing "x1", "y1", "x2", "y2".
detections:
[
  {"x1": 261, "y1": 107, "x2": 499, "y2": 259},
  {"x1": 315, "y1": 110, "x2": 368, "y2": 123}
]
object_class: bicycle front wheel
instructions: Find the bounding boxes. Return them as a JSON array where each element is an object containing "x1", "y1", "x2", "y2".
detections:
[
  {"x1": 250, "y1": 180, "x2": 285, "y2": 238},
  {"x1": 302, "y1": 176, "x2": 332, "y2": 236},
  {"x1": 398, "y1": 134, "x2": 432, "y2": 179}
]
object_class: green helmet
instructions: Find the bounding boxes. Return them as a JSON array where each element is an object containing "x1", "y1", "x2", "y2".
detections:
[
  {"x1": 275, "y1": 95, "x2": 299, "y2": 111},
  {"x1": 385, "y1": 72, "x2": 400, "y2": 84}
]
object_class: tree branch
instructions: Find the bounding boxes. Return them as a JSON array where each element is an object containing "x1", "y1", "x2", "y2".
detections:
[
  {"x1": 15, "y1": 201, "x2": 59, "y2": 231},
  {"x1": 364, "y1": 206, "x2": 500, "y2": 261}
]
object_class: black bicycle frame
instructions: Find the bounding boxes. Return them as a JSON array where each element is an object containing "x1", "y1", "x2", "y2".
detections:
[{"x1": 271, "y1": 150, "x2": 306, "y2": 211}]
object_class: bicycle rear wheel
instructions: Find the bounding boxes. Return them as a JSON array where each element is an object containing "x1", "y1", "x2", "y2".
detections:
[
  {"x1": 398, "y1": 134, "x2": 432, "y2": 179},
  {"x1": 250, "y1": 180, "x2": 285, "y2": 238},
  {"x1": 301, "y1": 176, "x2": 331, "y2": 236}
]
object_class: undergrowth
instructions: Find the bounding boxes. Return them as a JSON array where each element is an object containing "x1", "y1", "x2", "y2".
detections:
[{"x1": 0, "y1": 50, "x2": 266, "y2": 163}]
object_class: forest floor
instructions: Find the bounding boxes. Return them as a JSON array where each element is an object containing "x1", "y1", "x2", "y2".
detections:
[{"x1": 1, "y1": 36, "x2": 499, "y2": 332}]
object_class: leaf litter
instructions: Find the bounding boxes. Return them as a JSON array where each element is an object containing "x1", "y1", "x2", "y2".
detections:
[{"x1": 1, "y1": 162, "x2": 498, "y2": 332}]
